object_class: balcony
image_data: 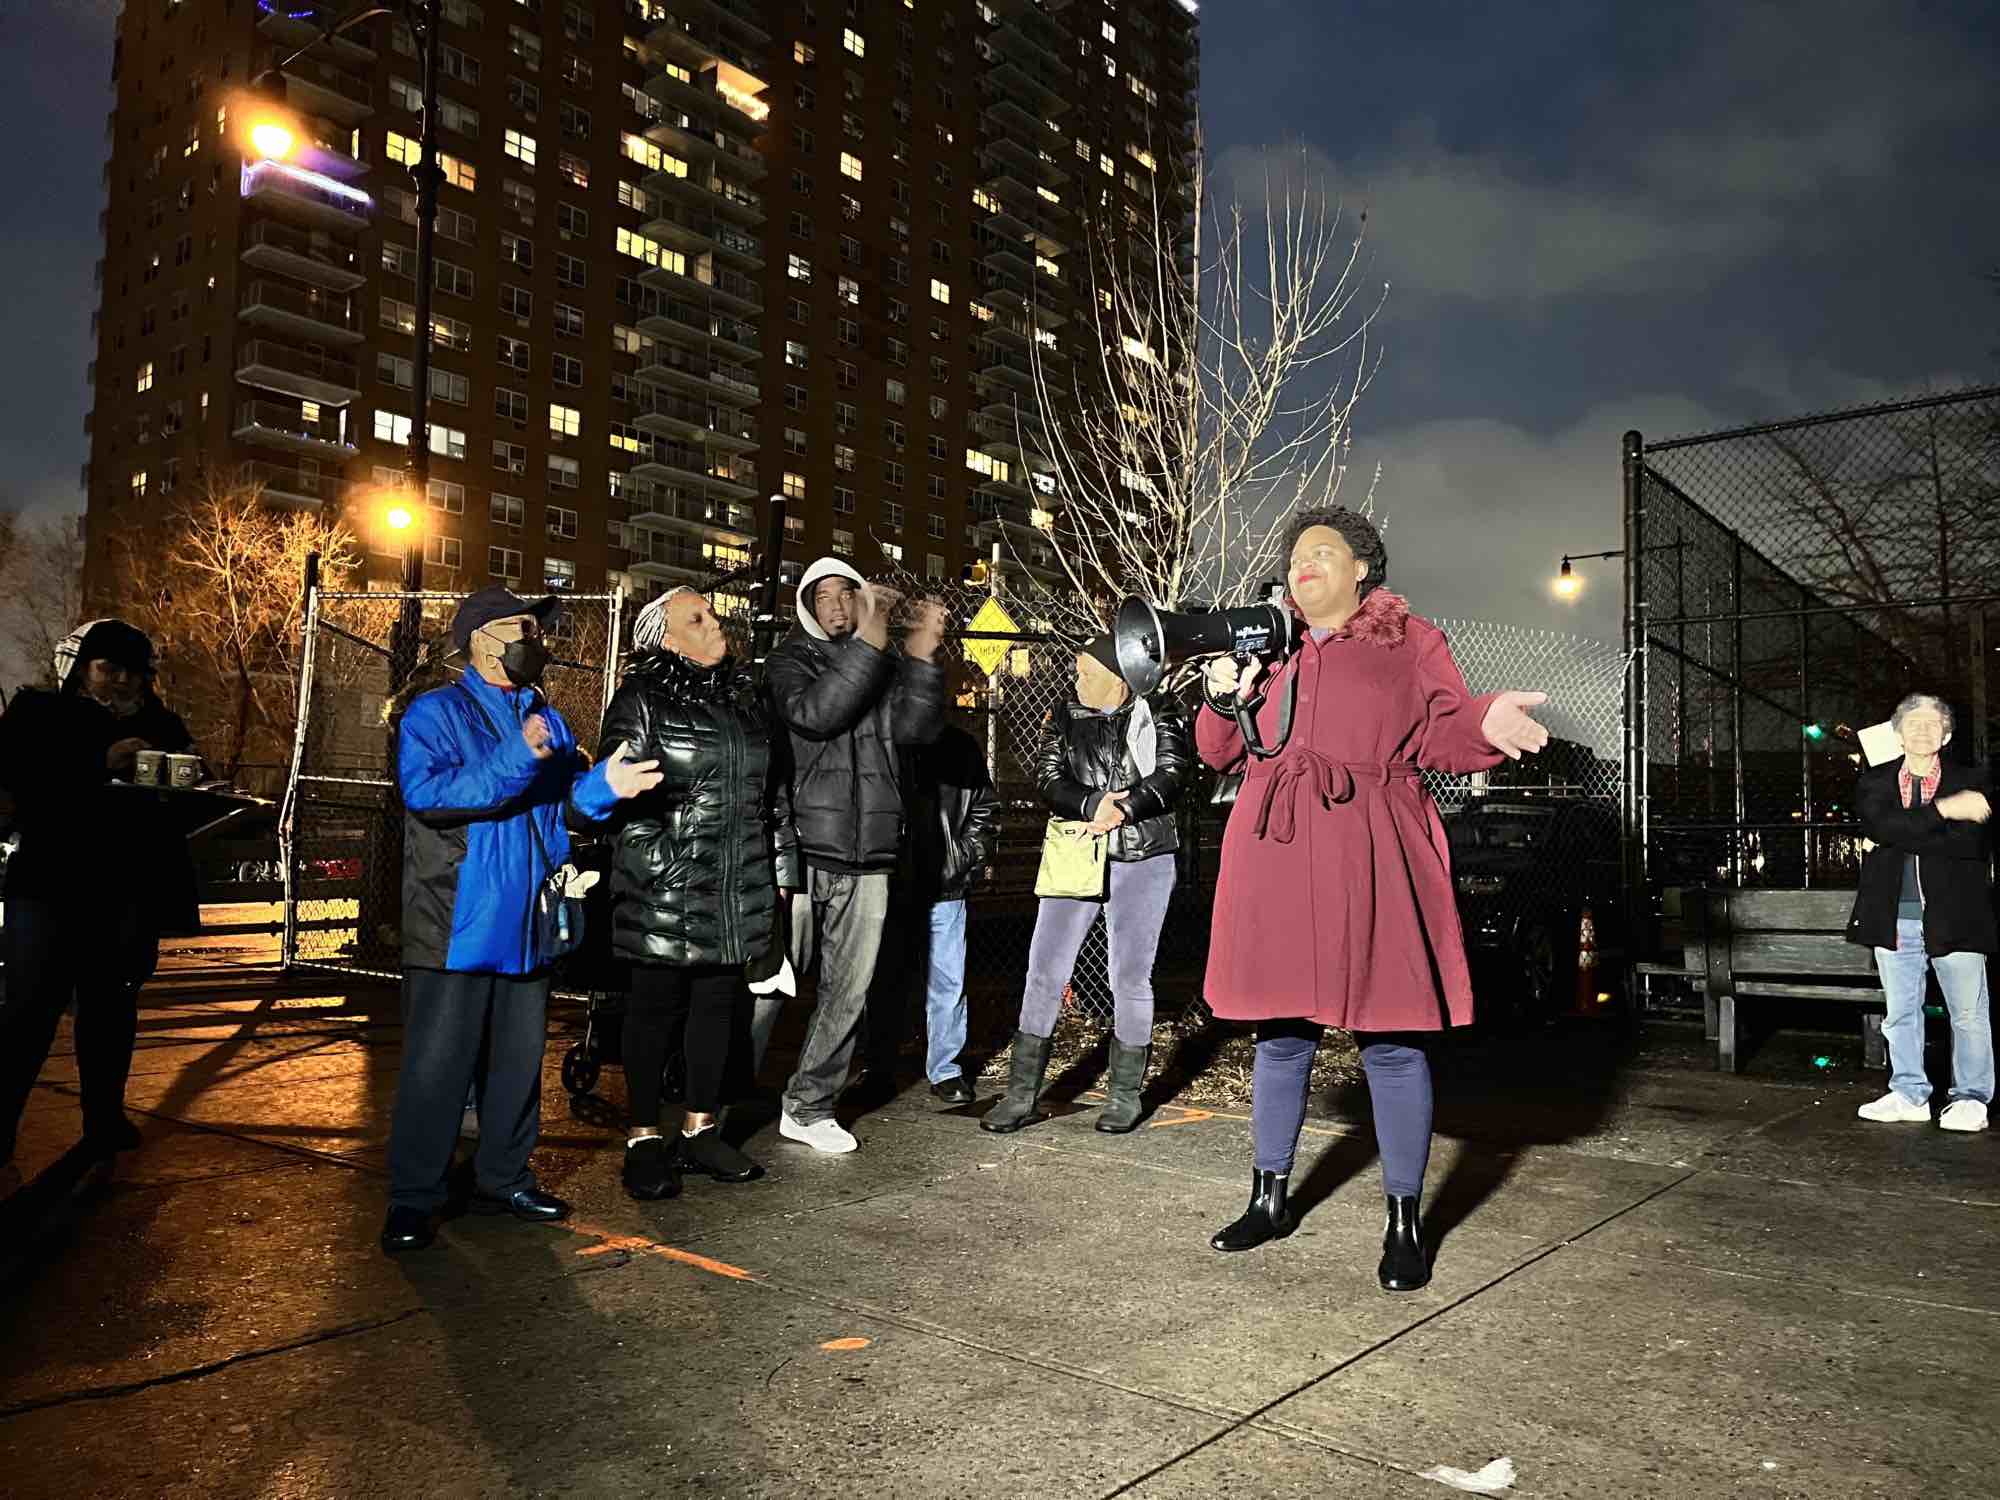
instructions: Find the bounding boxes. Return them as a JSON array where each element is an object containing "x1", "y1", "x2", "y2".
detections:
[
  {"x1": 243, "y1": 458, "x2": 341, "y2": 510},
  {"x1": 279, "y1": 55, "x2": 375, "y2": 125},
  {"x1": 624, "y1": 528, "x2": 750, "y2": 582},
  {"x1": 637, "y1": 296, "x2": 762, "y2": 361},
  {"x1": 631, "y1": 389, "x2": 760, "y2": 452},
  {"x1": 642, "y1": 203, "x2": 764, "y2": 267},
  {"x1": 240, "y1": 157, "x2": 373, "y2": 235},
  {"x1": 648, "y1": 15, "x2": 768, "y2": 86},
  {"x1": 236, "y1": 338, "x2": 361, "y2": 405},
  {"x1": 984, "y1": 57, "x2": 1073, "y2": 118},
  {"x1": 240, "y1": 219, "x2": 367, "y2": 291},
  {"x1": 635, "y1": 343, "x2": 761, "y2": 408},
  {"x1": 624, "y1": 486, "x2": 756, "y2": 543},
  {"x1": 232, "y1": 398, "x2": 358, "y2": 458},
  {"x1": 646, "y1": 65, "x2": 769, "y2": 140},
  {"x1": 645, "y1": 253, "x2": 763, "y2": 316},
  {"x1": 985, "y1": 0, "x2": 1071, "y2": 70},
  {"x1": 979, "y1": 130, "x2": 1069, "y2": 190},
  {"x1": 239, "y1": 278, "x2": 362, "y2": 345},
  {"x1": 684, "y1": 0, "x2": 772, "y2": 45},
  {"x1": 633, "y1": 441, "x2": 758, "y2": 500},
  {"x1": 648, "y1": 114, "x2": 769, "y2": 179},
  {"x1": 256, "y1": 1, "x2": 377, "y2": 66},
  {"x1": 973, "y1": 492, "x2": 1043, "y2": 529},
  {"x1": 649, "y1": 167, "x2": 765, "y2": 225}
]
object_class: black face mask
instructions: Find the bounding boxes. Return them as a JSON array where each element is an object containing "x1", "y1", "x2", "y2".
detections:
[{"x1": 497, "y1": 637, "x2": 550, "y2": 688}]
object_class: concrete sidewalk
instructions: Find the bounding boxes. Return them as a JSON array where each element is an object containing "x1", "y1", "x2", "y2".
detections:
[{"x1": 1, "y1": 976, "x2": 1994, "y2": 1499}]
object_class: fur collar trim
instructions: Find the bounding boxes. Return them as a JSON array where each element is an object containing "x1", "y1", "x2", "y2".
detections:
[{"x1": 1298, "y1": 588, "x2": 1409, "y2": 647}]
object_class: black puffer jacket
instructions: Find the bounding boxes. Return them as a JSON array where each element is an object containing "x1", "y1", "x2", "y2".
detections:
[
  {"x1": 1846, "y1": 758, "x2": 1995, "y2": 954},
  {"x1": 598, "y1": 650, "x2": 799, "y2": 968},
  {"x1": 901, "y1": 723, "x2": 998, "y2": 902},
  {"x1": 1035, "y1": 695, "x2": 1193, "y2": 862},
  {"x1": 766, "y1": 629, "x2": 945, "y2": 872}
]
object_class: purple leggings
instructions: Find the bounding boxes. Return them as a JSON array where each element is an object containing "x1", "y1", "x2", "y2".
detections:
[{"x1": 1251, "y1": 1022, "x2": 1434, "y2": 1197}]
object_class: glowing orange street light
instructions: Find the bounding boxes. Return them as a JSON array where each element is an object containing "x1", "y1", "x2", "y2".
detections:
[
  {"x1": 249, "y1": 118, "x2": 296, "y2": 161},
  {"x1": 1552, "y1": 557, "x2": 1581, "y2": 600},
  {"x1": 386, "y1": 503, "x2": 417, "y2": 534}
]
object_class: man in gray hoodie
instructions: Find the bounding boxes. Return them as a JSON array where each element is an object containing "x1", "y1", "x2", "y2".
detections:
[{"x1": 757, "y1": 558, "x2": 946, "y2": 1152}]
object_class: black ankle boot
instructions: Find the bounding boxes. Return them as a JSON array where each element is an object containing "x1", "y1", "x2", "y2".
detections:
[
  {"x1": 980, "y1": 1031, "x2": 1053, "y2": 1134},
  {"x1": 622, "y1": 1136, "x2": 681, "y2": 1201},
  {"x1": 1378, "y1": 1194, "x2": 1429, "y2": 1291},
  {"x1": 1210, "y1": 1169, "x2": 1294, "y2": 1252}
]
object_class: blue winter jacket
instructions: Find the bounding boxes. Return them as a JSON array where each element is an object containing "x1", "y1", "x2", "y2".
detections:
[{"x1": 397, "y1": 671, "x2": 621, "y2": 975}]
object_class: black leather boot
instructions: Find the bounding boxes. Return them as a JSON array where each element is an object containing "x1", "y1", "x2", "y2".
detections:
[
  {"x1": 1096, "y1": 1039, "x2": 1150, "y2": 1133},
  {"x1": 1378, "y1": 1194, "x2": 1430, "y2": 1291},
  {"x1": 1210, "y1": 1169, "x2": 1294, "y2": 1252},
  {"x1": 980, "y1": 1031, "x2": 1053, "y2": 1133},
  {"x1": 621, "y1": 1137, "x2": 681, "y2": 1201}
]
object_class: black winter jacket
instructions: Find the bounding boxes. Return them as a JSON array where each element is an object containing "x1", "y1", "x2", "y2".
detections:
[
  {"x1": 1846, "y1": 758, "x2": 1995, "y2": 955},
  {"x1": 0, "y1": 685, "x2": 198, "y2": 932},
  {"x1": 599, "y1": 651, "x2": 799, "y2": 968},
  {"x1": 1035, "y1": 695, "x2": 1193, "y2": 862},
  {"x1": 766, "y1": 628, "x2": 945, "y2": 872},
  {"x1": 901, "y1": 723, "x2": 998, "y2": 902}
]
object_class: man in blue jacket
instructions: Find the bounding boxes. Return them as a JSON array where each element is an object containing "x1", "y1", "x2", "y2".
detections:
[{"x1": 381, "y1": 586, "x2": 660, "y2": 1254}]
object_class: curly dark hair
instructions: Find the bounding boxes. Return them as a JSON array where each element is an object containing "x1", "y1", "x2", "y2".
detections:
[{"x1": 1281, "y1": 506, "x2": 1387, "y2": 599}]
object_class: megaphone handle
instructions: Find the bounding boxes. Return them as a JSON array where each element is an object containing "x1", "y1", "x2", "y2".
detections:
[{"x1": 1234, "y1": 659, "x2": 1299, "y2": 761}]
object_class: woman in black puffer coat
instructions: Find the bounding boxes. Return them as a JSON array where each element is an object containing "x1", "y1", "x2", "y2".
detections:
[
  {"x1": 595, "y1": 587, "x2": 797, "y2": 1200},
  {"x1": 981, "y1": 633, "x2": 1193, "y2": 1137}
]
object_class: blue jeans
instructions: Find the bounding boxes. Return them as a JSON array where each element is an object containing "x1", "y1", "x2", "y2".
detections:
[
  {"x1": 924, "y1": 900, "x2": 969, "y2": 1084},
  {"x1": 1873, "y1": 918, "x2": 1994, "y2": 1105}
]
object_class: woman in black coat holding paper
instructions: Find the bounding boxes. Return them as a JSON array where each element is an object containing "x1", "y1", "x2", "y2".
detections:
[{"x1": 589, "y1": 588, "x2": 797, "y2": 1199}]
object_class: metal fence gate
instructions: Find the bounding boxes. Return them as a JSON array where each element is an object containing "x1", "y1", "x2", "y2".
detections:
[
  {"x1": 279, "y1": 588, "x2": 623, "y2": 981},
  {"x1": 1626, "y1": 385, "x2": 2000, "y2": 894}
]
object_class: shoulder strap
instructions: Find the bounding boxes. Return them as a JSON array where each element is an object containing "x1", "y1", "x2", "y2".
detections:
[
  {"x1": 1234, "y1": 656, "x2": 1299, "y2": 760},
  {"x1": 456, "y1": 682, "x2": 560, "y2": 878}
]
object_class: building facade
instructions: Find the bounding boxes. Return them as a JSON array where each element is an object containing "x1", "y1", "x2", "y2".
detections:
[{"x1": 82, "y1": 0, "x2": 1198, "y2": 619}]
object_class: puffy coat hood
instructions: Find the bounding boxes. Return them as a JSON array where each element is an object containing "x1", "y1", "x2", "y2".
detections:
[
  {"x1": 56, "y1": 617, "x2": 154, "y2": 692},
  {"x1": 795, "y1": 556, "x2": 867, "y2": 640}
]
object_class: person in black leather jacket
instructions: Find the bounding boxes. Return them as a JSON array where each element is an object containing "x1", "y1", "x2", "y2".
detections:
[
  {"x1": 886, "y1": 721, "x2": 997, "y2": 1106},
  {"x1": 983, "y1": 634, "x2": 1193, "y2": 1136},
  {"x1": 592, "y1": 587, "x2": 798, "y2": 1198},
  {"x1": 756, "y1": 556, "x2": 947, "y2": 1155}
]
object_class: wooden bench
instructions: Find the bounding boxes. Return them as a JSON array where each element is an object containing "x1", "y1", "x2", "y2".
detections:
[{"x1": 1642, "y1": 887, "x2": 1887, "y2": 1072}]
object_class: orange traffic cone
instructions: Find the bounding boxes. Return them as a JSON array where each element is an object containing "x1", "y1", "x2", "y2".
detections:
[{"x1": 1569, "y1": 904, "x2": 1606, "y2": 1016}]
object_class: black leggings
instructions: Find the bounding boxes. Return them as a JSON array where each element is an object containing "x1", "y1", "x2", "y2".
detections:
[{"x1": 623, "y1": 963, "x2": 743, "y2": 1127}]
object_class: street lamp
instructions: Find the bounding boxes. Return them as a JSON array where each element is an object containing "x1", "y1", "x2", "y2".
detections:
[
  {"x1": 248, "y1": 119, "x2": 296, "y2": 161},
  {"x1": 1552, "y1": 547, "x2": 1625, "y2": 602}
]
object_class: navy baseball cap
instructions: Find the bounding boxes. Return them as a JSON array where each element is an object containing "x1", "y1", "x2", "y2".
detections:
[{"x1": 450, "y1": 585, "x2": 561, "y2": 654}]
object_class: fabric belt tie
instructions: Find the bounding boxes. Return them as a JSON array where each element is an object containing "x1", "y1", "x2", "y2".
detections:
[{"x1": 1252, "y1": 752, "x2": 1419, "y2": 844}]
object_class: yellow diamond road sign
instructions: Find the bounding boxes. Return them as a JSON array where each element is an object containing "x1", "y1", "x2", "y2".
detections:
[{"x1": 963, "y1": 596, "x2": 1020, "y2": 677}]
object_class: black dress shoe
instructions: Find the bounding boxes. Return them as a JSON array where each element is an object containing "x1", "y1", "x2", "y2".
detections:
[
  {"x1": 929, "y1": 1076, "x2": 976, "y2": 1106},
  {"x1": 380, "y1": 1206, "x2": 436, "y2": 1254},
  {"x1": 470, "y1": 1186, "x2": 572, "y2": 1223},
  {"x1": 1210, "y1": 1169, "x2": 1295, "y2": 1252},
  {"x1": 622, "y1": 1137, "x2": 681, "y2": 1200},
  {"x1": 678, "y1": 1126, "x2": 764, "y2": 1183},
  {"x1": 1378, "y1": 1194, "x2": 1430, "y2": 1292}
]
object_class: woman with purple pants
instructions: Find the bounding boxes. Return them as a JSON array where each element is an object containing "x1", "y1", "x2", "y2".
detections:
[
  {"x1": 982, "y1": 636, "x2": 1193, "y2": 1135},
  {"x1": 1198, "y1": 507, "x2": 1549, "y2": 1291}
]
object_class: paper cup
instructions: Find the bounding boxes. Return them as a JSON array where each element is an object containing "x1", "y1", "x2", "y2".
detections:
[
  {"x1": 166, "y1": 753, "x2": 202, "y2": 788},
  {"x1": 133, "y1": 750, "x2": 166, "y2": 787}
]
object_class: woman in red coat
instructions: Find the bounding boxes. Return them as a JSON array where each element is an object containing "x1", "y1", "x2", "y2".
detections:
[{"x1": 1198, "y1": 507, "x2": 1548, "y2": 1290}]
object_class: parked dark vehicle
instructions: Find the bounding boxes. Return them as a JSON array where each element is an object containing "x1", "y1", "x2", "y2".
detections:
[{"x1": 1446, "y1": 795, "x2": 1624, "y2": 1022}]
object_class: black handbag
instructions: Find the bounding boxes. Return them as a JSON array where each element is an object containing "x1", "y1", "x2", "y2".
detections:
[{"x1": 457, "y1": 685, "x2": 587, "y2": 965}]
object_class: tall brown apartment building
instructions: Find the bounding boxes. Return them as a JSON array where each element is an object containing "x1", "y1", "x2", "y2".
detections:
[{"x1": 81, "y1": 0, "x2": 1199, "y2": 621}]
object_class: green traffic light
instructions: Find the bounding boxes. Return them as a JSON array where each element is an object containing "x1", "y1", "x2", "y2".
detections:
[{"x1": 1803, "y1": 722, "x2": 1826, "y2": 741}]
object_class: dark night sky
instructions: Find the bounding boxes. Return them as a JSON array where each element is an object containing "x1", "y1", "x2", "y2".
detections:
[{"x1": 4, "y1": 0, "x2": 1995, "y2": 648}]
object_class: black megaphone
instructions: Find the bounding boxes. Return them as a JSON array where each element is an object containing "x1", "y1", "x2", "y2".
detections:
[{"x1": 1112, "y1": 597, "x2": 1294, "y2": 696}]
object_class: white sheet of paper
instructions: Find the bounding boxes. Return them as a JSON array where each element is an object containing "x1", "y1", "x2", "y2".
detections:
[{"x1": 1855, "y1": 720, "x2": 1901, "y2": 767}]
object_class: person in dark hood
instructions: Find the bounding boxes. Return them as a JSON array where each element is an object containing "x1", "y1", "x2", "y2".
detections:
[{"x1": 0, "y1": 618, "x2": 197, "y2": 1173}]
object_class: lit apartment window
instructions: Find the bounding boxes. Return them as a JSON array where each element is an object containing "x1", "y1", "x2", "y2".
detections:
[
  {"x1": 838, "y1": 275, "x2": 861, "y2": 306},
  {"x1": 785, "y1": 340, "x2": 809, "y2": 369},
  {"x1": 545, "y1": 557, "x2": 576, "y2": 591},
  {"x1": 782, "y1": 471, "x2": 806, "y2": 500},
  {"x1": 439, "y1": 153, "x2": 476, "y2": 191},
  {"x1": 882, "y1": 542, "x2": 903, "y2": 563},
  {"x1": 558, "y1": 151, "x2": 588, "y2": 188},
  {"x1": 386, "y1": 131, "x2": 419, "y2": 165},
  {"x1": 549, "y1": 402, "x2": 581, "y2": 438},
  {"x1": 840, "y1": 151, "x2": 863, "y2": 181},
  {"x1": 504, "y1": 128, "x2": 537, "y2": 167},
  {"x1": 794, "y1": 41, "x2": 815, "y2": 65},
  {"x1": 833, "y1": 529, "x2": 855, "y2": 557},
  {"x1": 929, "y1": 279, "x2": 951, "y2": 305},
  {"x1": 135, "y1": 361, "x2": 153, "y2": 393},
  {"x1": 843, "y1": 28, "x2": 864, "y2": 57},
  {"x1": 833, "y1": 444, "x2": 857, "y2": 472},
  {"x1": 787, "y1": 253, "x2": 813, "y2": 282},
  {"x1": 130, "y1": 469, "x2": 147, "y2": 498}
]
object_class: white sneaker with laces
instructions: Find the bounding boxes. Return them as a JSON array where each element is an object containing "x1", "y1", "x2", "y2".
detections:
[
  {"x1": 1857, "y1": 1090, "x2": 1931, "y2": 1123},
  {"x1": 1938, "y1": 1099, "x2": 1989, "y2": 1132},
  {"x1": 779, "y1": 1112, "x2": 859, "y2": 1154}
]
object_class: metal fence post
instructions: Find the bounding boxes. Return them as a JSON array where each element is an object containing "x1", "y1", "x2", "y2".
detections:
[
  {"x1": 278, "y1": 559, "x2": 323, "y2": 973},
  {"x1": 1621, "y1": 430, "x2": 1646, "y2": 934}
]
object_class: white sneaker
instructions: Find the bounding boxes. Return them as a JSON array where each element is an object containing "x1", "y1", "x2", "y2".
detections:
[
  {"x1": 1857, "y1": 1090, "x2": 1931, "y2": 1123},
  {"x1": 779, "y1": 1112, "x2": 858, "y2": 1154},
  {"x1": 1938, "y1": 1099, "x2": 1989, "y2": 1133}
]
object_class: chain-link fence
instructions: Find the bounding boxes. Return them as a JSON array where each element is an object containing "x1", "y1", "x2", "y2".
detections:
[
  {"x1": 280, "y1": 589, "x2": 623, "y2": 981},
  {"x1": 1630, "y1": 386, "x2": 2000, "y2": 893}
]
